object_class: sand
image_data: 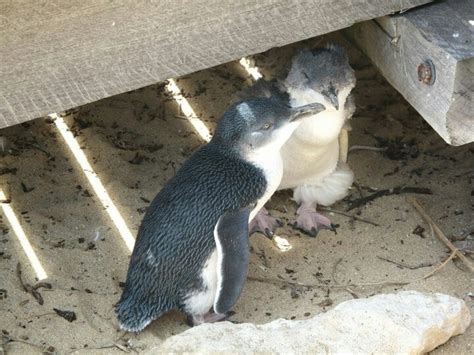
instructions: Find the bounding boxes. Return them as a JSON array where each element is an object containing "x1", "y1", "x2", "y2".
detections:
[{"x1": 0, "y1": 33, "x2": 472, "y2": 354}]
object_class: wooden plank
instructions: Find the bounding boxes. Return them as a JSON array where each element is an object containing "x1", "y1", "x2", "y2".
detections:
[
  {"x1": 347, "y1": 0, "x2": 474, "y2": 145},
  {"x1": 0, "y1": 0, "x2": 431, "y2": 129}
]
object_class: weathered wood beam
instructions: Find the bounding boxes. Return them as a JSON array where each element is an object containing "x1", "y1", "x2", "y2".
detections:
[
  {"x1": 0, "y1": 0, "x2": 430, "y2": 129},
  {"x1": 347, "y1": 0, "x2": 474, "y2": 146}
]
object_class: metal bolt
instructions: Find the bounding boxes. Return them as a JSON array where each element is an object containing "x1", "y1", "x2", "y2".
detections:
[{"x1": 417, "y1": 60, "x2": 436, "y2": 85}]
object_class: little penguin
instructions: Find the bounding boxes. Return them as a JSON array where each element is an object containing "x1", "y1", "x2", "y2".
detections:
[
  {"x1": 239, "y1": 44, "x2": 356, "y2": 237},
  {"x1": 115, "y1": 97, "x2": 325, "y2": 332}
]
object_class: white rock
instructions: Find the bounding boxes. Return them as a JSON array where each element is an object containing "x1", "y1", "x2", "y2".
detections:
[{"x1": 154, "y1": 291, "x2": 471, "y2": 354}]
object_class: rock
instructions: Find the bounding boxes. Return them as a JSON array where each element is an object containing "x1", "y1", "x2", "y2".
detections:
[{"x1": 154, "y1": 291, "x2": 471, "y2": 354}]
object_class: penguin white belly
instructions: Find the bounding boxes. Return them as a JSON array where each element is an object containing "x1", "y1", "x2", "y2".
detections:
[
  {"x1": 288, "y1": 87, "x2": 349, "y2": 145},
  {"x1": 280, "y1": 137, "x2": 354, "y2": 206},
  {"x1": 277, "y1": 96, "x2": 353, "y2": 206},
  {"x1": 279, "y1": 138, "x2": 339, "y2": 190},
  {"x1": 290, "y1": 110, "x2": 347, "y2": 146},
  {"x1": 247, "y1": 152, "x2": 284, "y2": 221},
  {"x1": 183, "y1": 250, "x2": 218, "y2": 315}
]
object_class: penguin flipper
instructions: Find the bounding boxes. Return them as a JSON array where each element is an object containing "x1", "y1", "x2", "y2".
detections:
[{"x1": 213, "y1": 207, "x2": 251, "y2": 315}]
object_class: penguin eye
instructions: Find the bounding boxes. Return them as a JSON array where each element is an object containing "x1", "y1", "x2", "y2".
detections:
[{"x1": 262, "y1": 123, "x2": 272, "y2": 130}]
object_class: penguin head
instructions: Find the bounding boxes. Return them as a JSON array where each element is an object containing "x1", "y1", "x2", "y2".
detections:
[
  {"x1": 285, "y1": 44, "x2": 356, "y2": 111},
  {"x1": 213, "y1": 97, "x2": 325, "y2": 153}
]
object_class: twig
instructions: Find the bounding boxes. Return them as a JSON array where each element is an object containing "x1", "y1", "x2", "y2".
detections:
[
  {"x1": 330, "y1": 258, "x2": 360, "y2": 298},
  {"x1": 319, "y1": 207, "x2": 380, "y2": 226},
  {"x1": 408, "y1": 197, "x2": 474, "y2": 273},
  {"x1": 250, "y1": 250, "x2": 463, "y2": 294},
  {"x1": 344, "y1": 287, "x2": 360, "y2": 299},
  {"x1": 69, "y1": 333, "x2": 132, "y2": 353},
  {"x1": 349, "y1": 145, "x2": 388, "y2": 153},
  {"x1": 16, "y1": 263, "x2": 44, "y2": 305},
  {"x1": 349, "y1": 182, "x2": 365, "y2": 229},
  {"x1": 1, "y1": 335, "x2": 49, "y2": 352},
  {"x1": 352, "y1": 182, "x2": 365, "y2": 198},
  {"x1": 352, "y1": 181, "x2": 365, "y2": 197},
  {"x1": 423, "y1": 250, "x2": 457, "y2": 279},
  {"x1": 70, "y1": 342, "x2": 131, "y2": 353},
  {"x1": 27, "y1": 312, "x2": 57, "y2": 321},
  {"x1": 70, "y1": 344, "x2": 117, "y2": 352},
  {"x1": 44, "y1": 287, "x2": 114, "y2": 296},
  {"x1": 331, "y1": 258, "x2": 343, "y2": 284},
  {"x1": 348, "y1": 186, "x2": 432, "y2": 211},
  {"x1": 174, "y1": 114, "x2": 192, "y2": 120},
  {"x1": 377, "y1": 256, "x2": 433, "y2": 270},
  {"x1": 247, "y1": 276, "x2": 409, "y2": 290}
]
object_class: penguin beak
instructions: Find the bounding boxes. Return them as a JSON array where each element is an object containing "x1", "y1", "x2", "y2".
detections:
[
  {"x1": 290, "y1": 102, "x2": 326, "y2": 122},
  {"x1": 326, "y1": 88, "x2": 339, "y2": 110}
]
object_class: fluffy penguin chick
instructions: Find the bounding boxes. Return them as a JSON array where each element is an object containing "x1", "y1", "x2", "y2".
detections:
[
  {"x1": 248, "y1": 44, "x2": 356, "y2": 237},
  {"x1": 280, "y1": 44, "x2": 356, "y2": 236},
  {"x1": 115, "y1": 97, "x2": 325, "y2": 332}
]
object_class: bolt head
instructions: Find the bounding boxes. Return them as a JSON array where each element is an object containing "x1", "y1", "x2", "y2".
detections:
[{"x1": 417, "y1": 60, "x2": 436, "y2": 85}]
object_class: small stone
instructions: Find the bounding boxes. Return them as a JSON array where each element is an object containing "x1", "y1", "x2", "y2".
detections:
[
  {"x1": 272, "y1": 235, "x2": 292, "y2": 252},
  {"x1": 155, "y1": 291, "x2": 471, "y2": 354},
  {"x1": 318, "y1": 298, "x2": 333, "y2": 308}
]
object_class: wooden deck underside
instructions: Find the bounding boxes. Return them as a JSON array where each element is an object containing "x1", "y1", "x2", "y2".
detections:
[
  {"x1": 0, "y1": 0, "x2": 430, "y2": 129},
  {"x1": 347, "y1": 0, "x2": 474, "y2": 145}
]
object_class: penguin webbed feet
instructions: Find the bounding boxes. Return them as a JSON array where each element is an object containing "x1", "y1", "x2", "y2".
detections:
[
  {"x1": 186, "y1": 310, "x2": 235, "y2": 327},
  {"x1": 292, "y1": 203, "x2": 338, "y2": 237},
  {"x1": 249, "y1": 207, "x2": 283, "y2": 239}
]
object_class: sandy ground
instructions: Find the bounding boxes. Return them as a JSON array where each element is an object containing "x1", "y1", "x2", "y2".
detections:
[{"x1": 0, "y1": 33, "x2": 473, "y2": 354}]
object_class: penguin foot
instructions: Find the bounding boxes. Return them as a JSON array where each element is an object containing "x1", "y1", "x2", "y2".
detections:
[
  {"x1": 249, "y1": 207, "x2": 282, "y2": 238},
  {"x1": 292, "y1": 203, "x2": 337, "y2": 237},
  {"x1": 187, "y1": 311, "x2": 234, "y2": 326}
]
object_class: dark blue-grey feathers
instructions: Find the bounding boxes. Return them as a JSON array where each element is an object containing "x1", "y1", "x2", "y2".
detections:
[{"x1": 116, "y1": 143, "x2": 267, "y2": 331}]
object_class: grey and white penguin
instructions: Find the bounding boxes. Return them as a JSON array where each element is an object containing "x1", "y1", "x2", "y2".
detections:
[
  {"x1": 239, "y1": 44, "x2": 356, "y2": 237},
  {"x1": 115, "y1": 97, "x2": 325, "y2": 332}
]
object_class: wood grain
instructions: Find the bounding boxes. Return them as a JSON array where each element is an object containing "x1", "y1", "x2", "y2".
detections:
[
  {"x1": 0, "y1": 0, "x2": 430, "y2": 128},
  {"x1": 347, "y1": 0, "x2": 474, "y2": 145}
]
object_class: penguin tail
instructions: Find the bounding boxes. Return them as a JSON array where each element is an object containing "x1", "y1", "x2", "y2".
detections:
[{"x1": 115, "y1": 297, "x2": 167, "y2": 332}]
